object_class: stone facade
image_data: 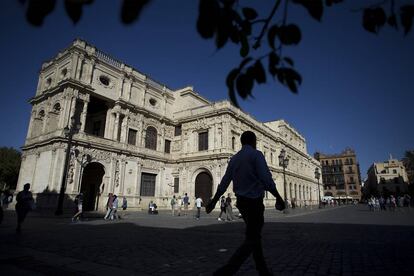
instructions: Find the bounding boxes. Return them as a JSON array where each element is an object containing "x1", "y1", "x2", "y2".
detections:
[
  {"x1": 16, "y1": 39, "x2": 321, "y2": 211},
  {"x1": 314, "y1": 149, "x2": 362, "y2": 201},
  {"x1": 366, "y1": 157, "x2": 409, "y2": 196}
]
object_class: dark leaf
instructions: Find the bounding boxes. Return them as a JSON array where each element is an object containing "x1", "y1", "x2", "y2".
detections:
[
  {"x1": 26, "y1": 0, "x2": 56, "y2": 26},
  {"x1": 278, "y1": 24, "x2": 301, "y2": 45},
  {"x1": 240, "y1": 35, "x2": 249, "y2": 57},
  {"x1": 229, "y1": 27, "x2": 240, "y2": 43},
  {"x1": 325, "y1": 0, "x2": 343, "y2": 7},
  {"x1": 387, "y1": 14, "x2": 398, "y2": 29},
  {"x1": 197, "y1": 0, "x2": 220, "y2": 38},
  {"x1": 239, "y1": 57, "x2": 253, "y2": 70},
  {"x1": 268, "y1": 52, "x2": 280, "y2": 76},
  {"x1": 292, "y1": 0, "x2": 323, "y2": 21},
  {"x1": 277, "y1": 68, "x2": 302, "y2": 94},
  {"x1": 65, "y1": 0, "x2": 93, "y2": 24},
  {"x1": 253, "y1": 60, "x2": 266, "y2": 84},
  {"x1": 226, "y1": 69, "x2": 240, "y2": 107},
  {"x1": 121, "y1": 0, "x2": 150, "y2": 24},
  {"x1": 400, "y1": 5, "x2": 414, "y2": 35},
  {"x1": 242, "y1": 7, "x2": 258, "y2": 20},
  {"x1": 236, "y1": 73, "x2": 254, "y2": 99},
  {"x1": 284, "y1": 57, "x2": 294, "y2": 66},
  {"x1": 362, "y1": 8, "x2": 386, "y2": 34},
  {"x1": 216, "y1": 7, "x2": 233, "y2": 48},
  {"x1": 241, "y1": 20, "x2": 252, "y2": 36},
  {"x1": 267, "y1": 25, "x2": 278, "y2": 50}
]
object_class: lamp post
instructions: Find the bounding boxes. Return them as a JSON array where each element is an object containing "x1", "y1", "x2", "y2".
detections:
[
  {"x1": 55, "y1": 117, "x2": 80, "y2": 215},
  {"x1": 76, "y1": 151, "x2": 92, "y2": 192},
  {"x1": 278, "y1": 149, "x2": 289, "y2": 213},
  {"x1": 315, "y1": 167, "x2": 321, "y2": 208}
]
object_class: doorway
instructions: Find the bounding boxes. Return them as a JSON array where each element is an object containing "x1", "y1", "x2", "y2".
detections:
[
  {"x1": 80, "y1": 162, "x2": 105, "y2": 211},
  {"x1": 195, "y1": 172, "x2": 213, "y2": 205}
]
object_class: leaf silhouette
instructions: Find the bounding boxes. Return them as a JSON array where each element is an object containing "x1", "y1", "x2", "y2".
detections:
[
  {"x1": 197, "y1": 0, "x2": 220, "y2": 38},
  {"x1": 267, "y1": 25, "x2": 278, "y2": 50},
  {"x1": 26, "y1": 0, "x2": 56, "y2": 26},
  {"x1": 278, "y1": 24, "x2": 301, "y2": 45},
  {"x1": 64, "y1": 0, "x2": 93, "y2": 25},
  {"x1": 242, "y1": 7, "x2": 258, "y2": 20},
  {"x1": 292, "y1": 0, "x2": 324, "y2": 22},
  {"x1": 226, "y1": 68, "x2": 240, "y2": 107},
  {"x1": 400, "y1": 5, "x2": 414, "y2": 35},
  {"x1": 363, "y1": 7, "x2": 386, "y2": 34},
  {"x1": 121, "y1": 0, "x2": 151, "y2": 24},
  {"x1": 236, "y1": 73, "x2": 254, "y2": 99},
  {"x1": 253, "y1": 60, "x2": 266, "y2": 84}
]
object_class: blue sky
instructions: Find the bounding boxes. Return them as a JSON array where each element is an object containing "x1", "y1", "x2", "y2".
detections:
[{"x1": 0, "y1": 0, "x2": 413, "y2": 178}]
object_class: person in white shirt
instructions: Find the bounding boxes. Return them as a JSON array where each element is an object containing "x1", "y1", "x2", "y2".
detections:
[
  {"x1": 206, "y1": 131, "x2": 285, "y2": 276},
  {"x1": 195, "y1": 196, "x2": 203, "y2": 220}
]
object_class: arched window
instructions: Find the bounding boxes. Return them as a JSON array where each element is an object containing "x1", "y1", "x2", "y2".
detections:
[{"x1": 145, "y1": 126, "x2": 157, "y2": 150}]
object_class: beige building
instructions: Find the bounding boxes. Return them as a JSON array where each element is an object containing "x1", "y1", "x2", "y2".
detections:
[
  {"x1": 366, "y1": 156, "x2": 409, "y2": 196},
  {"x1": 314, "y1": 148, "x2": 362, "y2": 201},
  {"x1": 16, "y1": 39, "x2": 321, "y2": 211}
]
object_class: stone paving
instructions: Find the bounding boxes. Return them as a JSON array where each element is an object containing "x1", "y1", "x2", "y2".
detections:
[{"x1": 1, "y1": 205, "x2": 414, "y2": 275}]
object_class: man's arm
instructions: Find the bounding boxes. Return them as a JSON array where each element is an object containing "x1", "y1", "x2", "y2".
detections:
[
  {"x1": 205, "y1": 159, "x2": 233, "y2": 213},
  {"x1": 255, "y1": 152, "x2": 285, "y2": 210}
]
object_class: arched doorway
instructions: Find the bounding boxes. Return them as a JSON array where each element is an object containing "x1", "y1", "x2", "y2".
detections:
[
  {"x1": 195, "y1": 172, "x2": 213, "y2": 205},
  {"x1": 80, "y1": 162, "x2": 105, "y2": 211}
]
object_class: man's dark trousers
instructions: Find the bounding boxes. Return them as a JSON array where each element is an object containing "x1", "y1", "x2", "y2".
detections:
[{"x1": 214, "y1": 196, "x2": 270, "y2": 275}]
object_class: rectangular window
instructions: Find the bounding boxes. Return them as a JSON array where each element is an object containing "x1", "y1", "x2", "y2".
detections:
[
  {"x1": 174, "y1": 125, "x2": 182, "y2": 136},
  {"x1": 198, "y1": 131, "x2": 208, "y2": 151},
  {"x1": 92, "y1": 121, "x2": 101, "y2": 136},
  {"x1": 140, "y1": 173, "x2": 156, "y2": 196},
  {"x1": 128, "y1": 129, "x2": 137, "y2": 145},
  {"x1": 165, "y1": 139, "x2": 171, "y2": 153},
  {"x1": 174, "y1": 177, "x2": 179, "y2": 193}
]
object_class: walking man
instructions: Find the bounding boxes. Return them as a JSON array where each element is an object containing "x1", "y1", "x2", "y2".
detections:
[
  {"x1": 104, "y1": 193, "x2": 114, "y2": 220},
  {"x1": 225, "y1": 193, "x2": 235, "y2": 221},
  {"x1": 195, "y1": 196, "x2": 203, "y2": 220},
  {"x1": 171, "y1": 195, "x2": 177, "y2": 216},
  {"x1": 218, "y1": 196, "x2": 227, "y2": 221},
  {"x1": 15, "y1": 183, "x2": 35, "y2": 233},
  {"x1": 183, "y1": 193, "x2": 189, "y2": 216},
  {"x1": 206, "y1": 131, "x2": 285, "y2": 275},
  {"x1": 72, "y1": 193, "x2": 83, "y2": 222}
]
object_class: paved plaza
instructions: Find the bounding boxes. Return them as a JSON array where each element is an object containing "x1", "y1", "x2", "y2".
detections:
[{"x1": 1, "y1": 205, "x2": 414, "y2": 275}]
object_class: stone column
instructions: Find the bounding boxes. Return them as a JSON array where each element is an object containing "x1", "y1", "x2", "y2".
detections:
[
  {"x1": 113, "y1": 112, "x2": 120, "y2": 141},
  {"x1": 70, "y1": 52, "x2": 79, "y2": 79},
  {"x1": 80, "y1": 100, "x2": 89, "y2": 133},
  {"x1": 88, "y1": 59, "x2": 95, "y2": 85},
  {"x1": 118, "y1": 77, "x2": 125, "y2": 99},
  {"x1": 120, "y1": 115, "x2": 128, "y2": 143},
  {"x1": 26, "y1": 110, "x2": 36, "y2": 139},
  {"x1": 75, "y1": 55, "x2": 84, "y2": 80},
  {"x1": 104, "y1": 109, "x2": 112, "y2": 139}
]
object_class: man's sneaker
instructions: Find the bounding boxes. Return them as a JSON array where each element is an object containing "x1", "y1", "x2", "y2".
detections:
[{"x1": 218, "y1": 218, "x2": 222, "y2": 221}]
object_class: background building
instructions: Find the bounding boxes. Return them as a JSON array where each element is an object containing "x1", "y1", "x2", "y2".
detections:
[
  {"x1": 314, "y1": 148, "x2": 362, "y2": 201},
  {"x1": 366, "y1": 156, "x2": 409, "y2": 196},
  {"x1": 16, "y1": 39, "x2": 321, "y2": 211}
]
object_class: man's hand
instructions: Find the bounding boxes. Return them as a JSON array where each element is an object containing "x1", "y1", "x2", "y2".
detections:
[
  {"x1": 275, "y1": 199, "x2": 286, "y2": 211},
  {"x1": 205, "y1": 198, "x2": 217, "y2": 214}
]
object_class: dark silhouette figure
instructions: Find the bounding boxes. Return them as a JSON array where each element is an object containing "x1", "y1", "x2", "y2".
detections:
[
  {"x1": 206, "y1": 131, "x2": 285, "y2": 276},
  {"x1": 15, "y1": 183, "x2": 34, "y2": 233}
]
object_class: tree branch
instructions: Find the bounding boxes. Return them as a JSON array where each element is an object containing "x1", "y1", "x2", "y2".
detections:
[{"x1": 252, "y1": 0, "x2": 282, "y2": 49}]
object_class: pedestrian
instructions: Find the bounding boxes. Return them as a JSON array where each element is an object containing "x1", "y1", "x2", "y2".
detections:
[
  {"x1": 15, "y1": 183, "x2": 35, "y2": 234},
  {"x1": 176, "y1": 196, "x2": 182, "y2": 216},
  {"x1": 121, "y1": 196, "x2": 127, "y2": 218},
  {"x1": 379, "y1": 196, "x2": 386, "y2": 211},
  {"x1": 110, "y1": 195, "x2": 119, "y2": 220},
  {"x1": 225, "y1": 193, "x2": 235, "y2": 221},
  {"x1": 104, "y1": 193, "x2": 114, "y2": 220},
  {"x1": 0, "y1": 191, "x2": 5, "y2": 224},
  {"x1": 72, "y1": 193, "x2": 83, "y2": 222},
  {"x1": 171, "y1": 195, "x2": 177, "y2": 216},
  {"x1": 390, "y1": 195, "x2": 396, "y2": 211},
  {"x1": 183, "y1": 193, "x2": 190, "y2": 216},
  {"x1": 206, "y1": 131, "x2": 285, "y2": 275},
  {"x1": 218, "y1": 196, "x2": 227, "y2": 221},
  {"x1": 195, "y1": 196, "x2": 203, "y2": 220}
]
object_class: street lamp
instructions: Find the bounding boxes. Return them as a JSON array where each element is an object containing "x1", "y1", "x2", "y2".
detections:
[
  {"x1": 315, "y1": 167, "x2": 321, "y2": 208},
  {"x1": 278, "y1": 149, "x2": 289, "y2": 213},
  {"x1": 55, "y1": 117, "x2": 80, "y2": 215}
]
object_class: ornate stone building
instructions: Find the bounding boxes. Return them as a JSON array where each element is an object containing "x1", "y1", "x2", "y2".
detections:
[
  {"x1": 366, "y1": 156, "x2": 409, "y2": 196},
  {"x1": 16, "y1": 39, "x2": 321, "y2": 211},
  {"x1": 314, "y1": 148, "x2": 362, "y2": 201}
]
